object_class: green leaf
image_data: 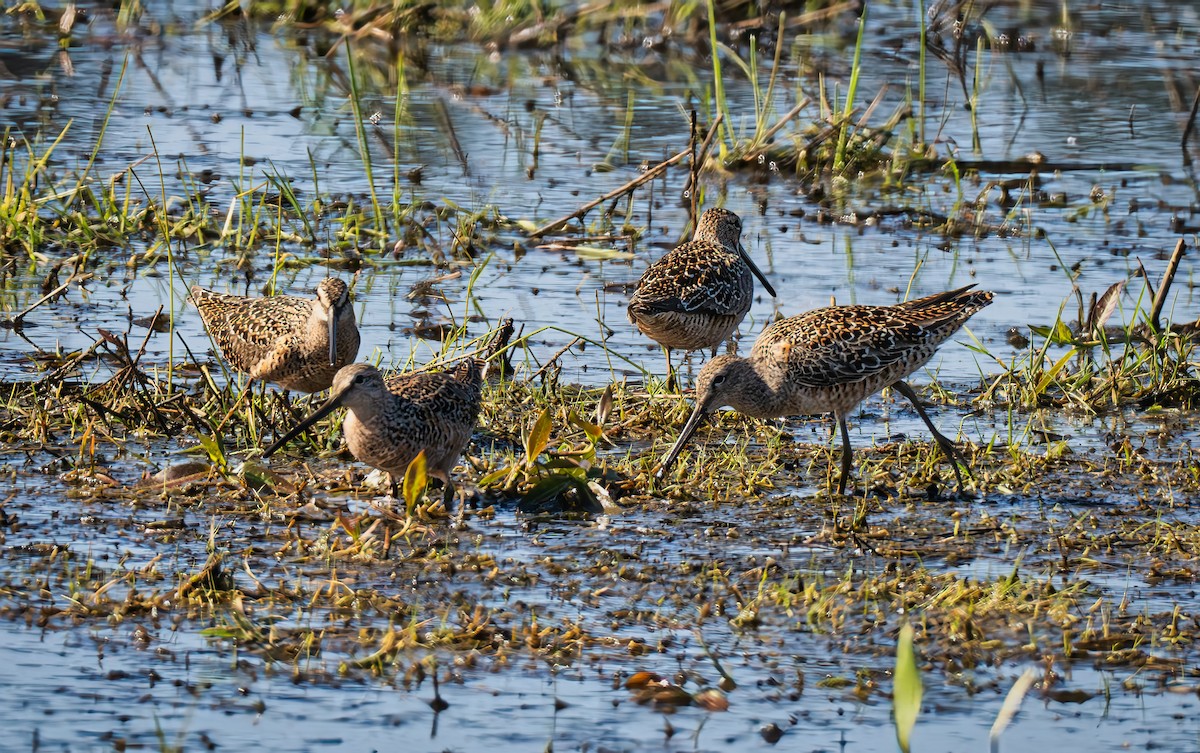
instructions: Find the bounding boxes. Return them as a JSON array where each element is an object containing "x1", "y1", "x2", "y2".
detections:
[
  {"x1": 524, "y1": 406, "x2": 553, "y2": 467},
  {"x1": 238, "y1": 459, "x2": 280, "y2": 492},
  {"x1": 1029, "y1": 321, "x2": 1077, "y2": 346},
  {"x1": 402, "y1": 450, "x2": 427, "y2": 516},
  {"x1": 567, "y1": 410, "x2": 603, "y2": 444},
  {"x1": 476, "y1": 466, "x2": 513, "y2": 487},
  {"x1": 197, "y1": 433, "x2": 227, "y2": 470},
  {"x1": 521, "y1": 475, "x2": 573, "y2": 507},
  {"x1": 542, "y1": 457, "x2": 579, "y2": 470},
  {"x1": 1053, "y1": 320, "x2": 1075, "y2": 344},
  {"x1": 894, "y1": 622, "x2": 922, "y2": 753},
  {"x1": 1035, "y1": 349, "x2": 1076, "y2": 395}
]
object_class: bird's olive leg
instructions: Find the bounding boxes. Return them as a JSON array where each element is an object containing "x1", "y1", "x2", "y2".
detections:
[
  {"x1": 892, "y1": 381, "x2": 967, "y2": 489},
  {"x1": 837, "y1": 413, "x2": 854, "y2": 496},
  {"x1": 663, "y1": 346, "x2": 677, "y2": 393}
]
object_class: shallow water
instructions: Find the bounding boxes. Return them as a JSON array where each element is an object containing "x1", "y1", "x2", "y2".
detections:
[
  {"x1": 4, "y1": 1, "x2": 1200, "y2": 750},
  {"x1": 2, "y1": 1, "x2": 1198, "y2": 386},
  {"x1": 3, "y1": 626, "x2": 1199, "y2": 753},
  {"x1": 4, "y1": 427, "x2": 1200, "y2": 751},
  {"x1": 3, "y1": 496, "x2": 1200, "y2": 753}
]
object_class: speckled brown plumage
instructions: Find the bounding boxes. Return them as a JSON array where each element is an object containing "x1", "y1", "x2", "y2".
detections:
[
  {"x1": 657, "y1": 284, "x2": 994, "y2": 494},
  {"x1": 190, "y1": 278, "x2": 359, "y2": 393},
  {"x1": 628, "y1": 208, "x2": 776, "y2": 374},
  {"x1": 264, "y1": 360, "x2": 483, "y2": 506}
]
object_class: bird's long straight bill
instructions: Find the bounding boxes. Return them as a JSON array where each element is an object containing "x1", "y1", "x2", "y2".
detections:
[
  {"x1": 327, "y1": 313, "x2": 339, "y2": 367},
  {"x1": 738, "y1": 243, "x2": 777, "y2": 298},
  {"x1": 653, "y1": 406, "x2": 709, "y2": 479},
  {"x1": 263, "y1": 391, "x2": 346, "y2": 457}
]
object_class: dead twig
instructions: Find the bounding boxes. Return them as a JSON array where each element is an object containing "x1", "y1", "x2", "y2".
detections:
[
  {"x1": 530, "y1": 114, "x2": 724, "y2": 237},
  {"x1": 3, "y1": 273, "x2": 90, "y2": 330},
  {"x1": 730, "y1": 0, "x2": 858, "y2": 32},
  {"x1": 435, "y1": 97, "x2": 469, "y2": 175},
  {"x1": 92, "y1": 328, "x2": 172, "y2": 434},
  {"x1": 688, "y1": 109, "x2": 699, "y2": 223},
  {"x1": 1182, "y1": 84, "x2": 1200, "y2": 158},
  {"x1": 408, "y1": 319, "x2": 517, "y2": 377},
  {"x1": 530, "y1": 337, "x2": 581, "y2": 382},
  {"x1": 1149, "y1": 238, "x2": 1187, "y2": 331},
  {"x1": 484, "y1": 317, "x2": 516, "y2": 377},
  {"x1": 741, "y1": 98, "x2": 810, "y2": 161},
  {"x1": 681, "y1": 114, "x2": 725, "y2": 204},
  {"x1": 38, "y1": 337, "x2": 105, "y2": 384}
]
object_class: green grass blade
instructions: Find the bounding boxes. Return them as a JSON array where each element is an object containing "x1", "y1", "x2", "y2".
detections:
[
  {"x1": 834, "y1": 6, "x2": 868, "y2": 172},
  {"x1": 706, "y1": 0, "x2": 733, "y2": 148},
  {"x1": 894, "y1": 622, "x2": 922, "y2": 753}
]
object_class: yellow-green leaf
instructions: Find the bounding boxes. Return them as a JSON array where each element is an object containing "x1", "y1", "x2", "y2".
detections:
[
  {"x1": 894, "y1": 622, "x2": 922, "y2": 753},
  {"x1": 403, "y1": 450, "x2": 427, "y2": 516},
  {"x1": 238, "y1": 459, "x2": 283, "y2": 493},
  {"x1": 476, "y1": 467, "x2": 512, "y2": 487},
  {"x1": 1035, "y1": 349, "x2": 1075, "y2": 395},
  {"x1": 567, "y1": 410, "x2": 603, "y2": 444},
  {"x1": 524, "y1": 406, "x2": 553, "y2": 467},
  {"x1": 197, "y1": 433, "x2": 227, "y2": 470},
  {"x1": 1029, "y1": 321, "x2": 1077, "y2": 346},
  {"x1": 1052, "y1": 320, "x2": 1075, "y2": 344}
]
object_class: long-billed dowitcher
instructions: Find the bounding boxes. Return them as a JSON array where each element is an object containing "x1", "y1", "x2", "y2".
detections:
[
  {"x1": 263, "y1": 359, "x2": 483, "y2": 507},
  {"x1": 190, "y1": 277, "x2": 359, "y2": 393},
  {"x1": 627, "y1": 208, "x2": 777, "y2": 383},
  {"x1": 656, "y1": 284, "x2": 993, "y2": 494}
]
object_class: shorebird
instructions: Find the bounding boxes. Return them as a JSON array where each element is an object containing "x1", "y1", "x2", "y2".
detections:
[
  {"x1": 655, "y1": 285, "x2": 993, "y2": 494},
  {"x1": 190, "y1": 277, "x2": 359, "y2": 393},
  {"x1": 263, "y1": 359, "x2": 484, "y2": 507},
  {"x1": 627, "y1": 208, "x2": 776, "y2": 385}
]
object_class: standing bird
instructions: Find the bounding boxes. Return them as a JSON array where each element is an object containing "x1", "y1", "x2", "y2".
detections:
[
  {"x1": 656, "y1": 285, "x2": 993, "y2": 494},
  {"x1": 263, "y1": 359, "x2": 484, "y2": 507},
  {"x1": 627, "y1": 208, "x2": 776, "y2": 385},
  {"x1": 190, "y1": 277, "x2": 359, "y2": 393}
]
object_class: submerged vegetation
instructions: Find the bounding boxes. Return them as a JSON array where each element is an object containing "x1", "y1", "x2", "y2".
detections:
[{"x1": 2, "y1": 0, "x2": 1200, "y2": 749}]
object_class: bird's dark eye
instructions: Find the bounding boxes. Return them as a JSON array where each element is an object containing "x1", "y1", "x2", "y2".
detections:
[
  {"x1": 712, "y1": 374, "x2": 728, "y2": 386},
  {"x1": 354, "y1": 374, "x2": 367, "y2": 384}
]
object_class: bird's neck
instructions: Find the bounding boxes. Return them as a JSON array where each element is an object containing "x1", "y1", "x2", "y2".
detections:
[
  {"x1": 307, "y1": 307, "x2": 331, "y2": 341},
  {"x1": 726, "y1": 362, "x2": 788, "y2": 419}
]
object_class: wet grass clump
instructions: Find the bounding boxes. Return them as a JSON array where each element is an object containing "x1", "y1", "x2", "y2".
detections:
[{"x1": 6, "y1": 388, "x2": 1200, "y2": 705}]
